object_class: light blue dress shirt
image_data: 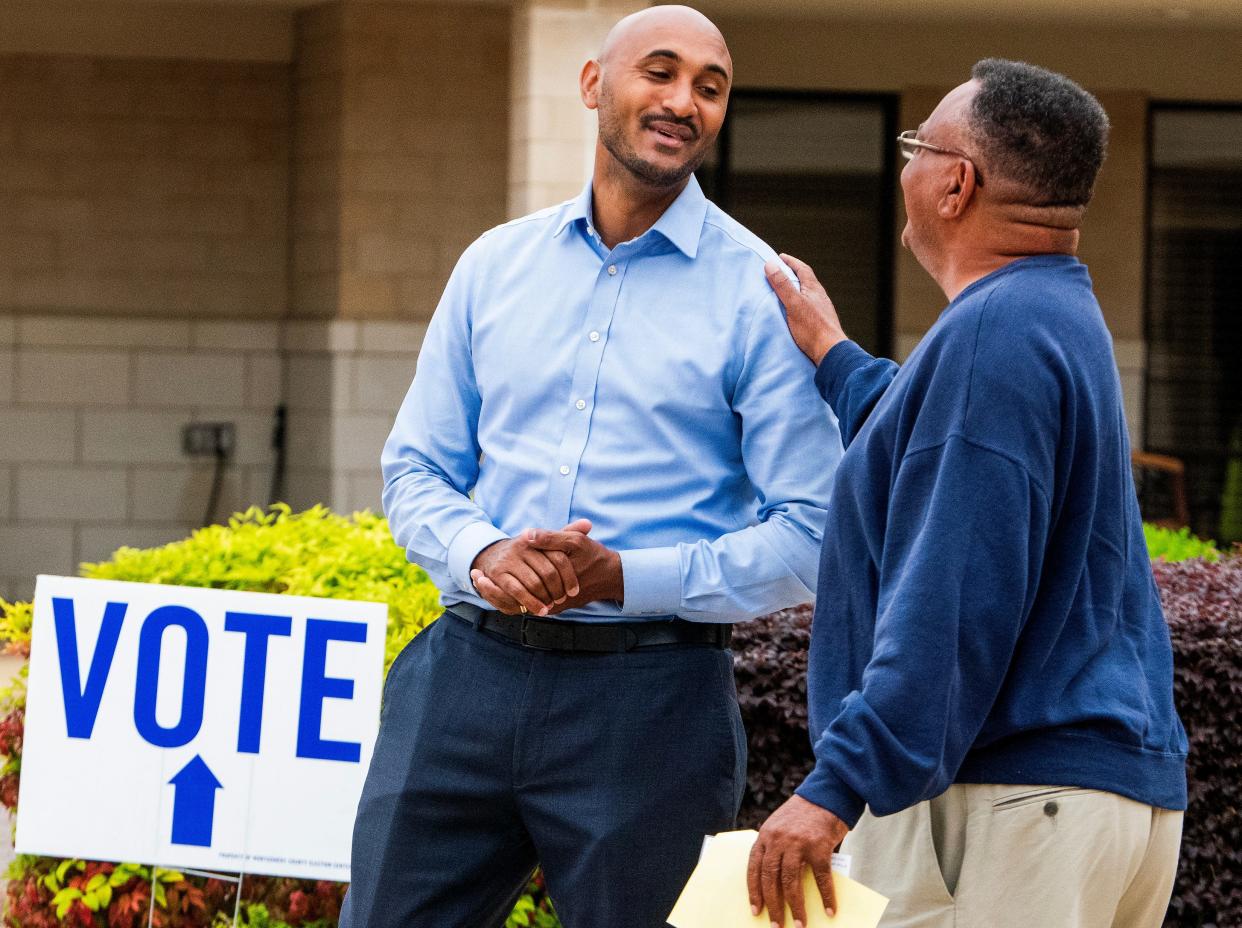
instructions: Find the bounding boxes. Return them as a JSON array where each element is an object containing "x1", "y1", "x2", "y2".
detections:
[{"x1": 381, "y1": 176, "x2": 844, "y2": 623}]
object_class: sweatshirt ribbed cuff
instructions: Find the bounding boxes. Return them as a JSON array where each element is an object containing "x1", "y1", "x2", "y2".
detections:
[
  {"x1": 814, "y1": 340, "x2": 874, "y2": 408},
  {"x1": 795, "y1": 763, "x2": 867, "y2": 829}
]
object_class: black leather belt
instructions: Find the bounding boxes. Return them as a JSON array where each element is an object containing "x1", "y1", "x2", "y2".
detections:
[{"x1": 446, "y1": 606, "x2": 731, "y2": 653}]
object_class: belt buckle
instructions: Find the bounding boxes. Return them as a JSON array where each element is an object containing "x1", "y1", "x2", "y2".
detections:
[{"x1": 519, "y1": 616, "x2": 538, "y2": 648}]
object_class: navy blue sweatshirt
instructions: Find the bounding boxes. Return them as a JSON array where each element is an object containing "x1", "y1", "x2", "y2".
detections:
[{"x1": 796, "y1": 255, "x2": 1188, "y2": 827}]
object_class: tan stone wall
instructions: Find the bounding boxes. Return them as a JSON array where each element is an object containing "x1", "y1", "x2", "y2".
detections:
[
  {"x1": 509, "y1": 0, "x2": 647, "y2": 216},
  {"x1": 715, "y1": 16, "x2": 1242, "y2": 99},
  {"x1": 282, "y1": 318, "x2": 423, "y2": 517},
  {"x1": 0, "y1": 54, "x2": 291, "y2": 319},
  {"x1": 338, "y1": 2, "x2": 509, "y2": 321},
  {"x1": 291, "y1": 4, "x2": 345, "y2": 320},
  {"x1": 0, "y1": 0, "x2": 293, "y2": 63},
  {"x1": 289, "y1": 2, "x2": 511, "y2": 323},
  {"x1": 1079, "y1": 91, "x2": 1147, "y2": 342}
]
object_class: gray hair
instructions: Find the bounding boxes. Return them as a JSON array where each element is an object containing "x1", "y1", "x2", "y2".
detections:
[{"x1": 968, "y1": 58, "x2": 1110, "y2": 208}]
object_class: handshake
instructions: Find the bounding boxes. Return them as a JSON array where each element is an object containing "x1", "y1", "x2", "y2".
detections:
[{"x1": 469, "y1": 519, "x2": 625, "y2": 616}]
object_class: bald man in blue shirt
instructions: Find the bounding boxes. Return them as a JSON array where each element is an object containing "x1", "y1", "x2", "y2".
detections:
[{"x1": 342, "y1": 7, "x2": 842, "y2": 928}]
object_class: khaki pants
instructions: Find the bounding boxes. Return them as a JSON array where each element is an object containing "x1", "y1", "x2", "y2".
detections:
[{"x1": 841, "y1": 784, "x2": 1183, "y2": 928}]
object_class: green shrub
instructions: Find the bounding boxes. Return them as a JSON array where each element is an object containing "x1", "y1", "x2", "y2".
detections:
[
  {"x1": 211, "y1": 902, "x2": 331, "y2": 928},
  {"x1": 0, "y1": 505, "x2": 558, "y2": 927},
  {"x1": 6, "y1": 510, "x2": 1210, "y2": 927},
  {"x1": 83, "y1": 503, "x2": 442, "y2": 670},
  {"x1": 1144, "y1": 524, "x2": 1220, "y2": 563}
]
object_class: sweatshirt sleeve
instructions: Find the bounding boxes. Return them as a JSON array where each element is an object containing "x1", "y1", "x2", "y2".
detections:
[
  {"x1": 795, "y1": 433, "x2": 1051, "y2": 826},
  {"x1": 813, "y1": 341, "x2": 899, "y2": 448}
]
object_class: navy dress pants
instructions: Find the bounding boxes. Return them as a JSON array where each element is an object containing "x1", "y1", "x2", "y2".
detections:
[{"x1": 340, "y1": 613, "x2": 747, "y2": 928}]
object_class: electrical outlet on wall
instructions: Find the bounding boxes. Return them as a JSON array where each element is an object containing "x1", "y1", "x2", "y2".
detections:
[{"x1": 182, "y1": 422, "x2": 236, "y2": 458}]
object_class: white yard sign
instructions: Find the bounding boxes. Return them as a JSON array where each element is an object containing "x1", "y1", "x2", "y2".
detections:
[{"x1": 16, "y1": 575, "x2": 387, "y2": 882}]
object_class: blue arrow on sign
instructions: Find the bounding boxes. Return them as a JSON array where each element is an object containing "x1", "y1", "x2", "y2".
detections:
[{"x1": 168, "y1": 755, "x2": 223, "y2": 847}]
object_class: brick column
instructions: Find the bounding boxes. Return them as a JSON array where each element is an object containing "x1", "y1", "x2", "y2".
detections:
[
  {"x1": 508, "y1": 0, "x2": 647, "y2": 216},
  {"x1": 285, "y1": 1, "x2": 511, "y2": 515}
]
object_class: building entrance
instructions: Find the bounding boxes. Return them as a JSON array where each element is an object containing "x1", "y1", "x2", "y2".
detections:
[{"x1": 1146, "y1": 105, "x2": 1242, "y2": 543}]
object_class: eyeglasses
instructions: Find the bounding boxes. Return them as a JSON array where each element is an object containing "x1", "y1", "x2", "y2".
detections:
[{"x1": 897, "y1": 129, "x2": 984, "y2": 187}]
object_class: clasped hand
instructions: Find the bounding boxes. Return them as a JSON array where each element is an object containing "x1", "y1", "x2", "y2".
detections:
[{"x1": 469, "y1": 519, "x2": 623, "y2": 616}]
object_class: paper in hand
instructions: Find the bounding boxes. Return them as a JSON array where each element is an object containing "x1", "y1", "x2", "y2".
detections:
[{"x1": 667, "y1": 830, "x2": 889, "y2": 928}]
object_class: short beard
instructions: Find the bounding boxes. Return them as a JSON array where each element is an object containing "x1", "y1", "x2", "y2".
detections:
[{"x1": 597, "y1": 85, "x2": 706, "y2": 189}]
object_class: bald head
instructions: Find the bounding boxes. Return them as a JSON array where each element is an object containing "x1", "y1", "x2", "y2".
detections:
[
  {"x1": 581, "y1": 5, "x2": 730, "y2": 191},
  {"x1": 599, "y1": 5, "x2": 731, "y2": 80}
]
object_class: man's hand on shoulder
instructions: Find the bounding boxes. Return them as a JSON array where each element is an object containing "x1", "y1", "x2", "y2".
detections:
[
  {"x1": 469, "y1": 526, "x2": 583, "y2": 616},
  {"x1": 765, "y1": 253, "x2": 849, "y2": 367},
  {"x1": 748, "y1": 795, "x2": 849, "y2": 928}
]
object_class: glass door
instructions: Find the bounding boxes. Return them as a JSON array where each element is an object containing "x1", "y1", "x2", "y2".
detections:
[{"x1": 1146, "y1": 105, "x2": 1242, "y2": 542}]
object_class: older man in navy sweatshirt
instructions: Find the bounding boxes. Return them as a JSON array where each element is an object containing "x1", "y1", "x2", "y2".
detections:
[{"x1": 747, "y1": 60, "x2": 1187, "y2": 928}]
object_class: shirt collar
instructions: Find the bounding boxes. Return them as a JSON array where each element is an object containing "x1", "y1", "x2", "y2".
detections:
[{"x1": 554, "y1": 174, "x2": 708, "y2": 259}]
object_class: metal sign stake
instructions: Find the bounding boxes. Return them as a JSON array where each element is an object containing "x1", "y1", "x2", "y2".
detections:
[{"x1": 145, "y1": 865, "x2": 246, "y2": 928}]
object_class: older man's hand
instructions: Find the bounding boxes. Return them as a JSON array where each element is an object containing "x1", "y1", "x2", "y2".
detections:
[
  {"x1": 747, "y1": 795, "x2": 849, "y2": 928},
  {"x1": 764, "y1": 254, "x2": 849, "y2": 367}
]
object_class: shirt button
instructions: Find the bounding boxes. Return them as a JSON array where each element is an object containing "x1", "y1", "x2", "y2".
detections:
[
  {"x1": 575, "y1": 399, "x2": 586, "y2": 410},
  {"x1": 559, "y1": 465, "x2": 570, "y2": 476},
  {"x1": 607, "y1": 264, "x2": 617, "y2": 276},
  {"x1": 589, "y1": 331, "x2": 601, "y2": 342}
]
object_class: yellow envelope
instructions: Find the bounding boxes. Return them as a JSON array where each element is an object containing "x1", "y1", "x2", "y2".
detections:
[{"x1": 668, "y1": 830, "x2": 889, "y2": 928}]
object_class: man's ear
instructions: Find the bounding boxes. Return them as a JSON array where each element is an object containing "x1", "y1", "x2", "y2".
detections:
[
  {"x1": 580, "y1": 59, "x2": 602, "y2": 110},
  {"x1": 937, "y1": 160, "x2": 978, "y2": 219}
]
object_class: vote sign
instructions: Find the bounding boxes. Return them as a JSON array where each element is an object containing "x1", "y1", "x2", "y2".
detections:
[{"x1": 16, "y1": 576, "x2": 387, "y2": 882}]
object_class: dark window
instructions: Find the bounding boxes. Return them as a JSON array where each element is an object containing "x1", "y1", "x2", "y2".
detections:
[
  {"x1": 699, "y1": 92, "x2": 897, "y2": 357},
  {"x1": 1145, "y1": 105, "x2": 1242, "y2": 542}
]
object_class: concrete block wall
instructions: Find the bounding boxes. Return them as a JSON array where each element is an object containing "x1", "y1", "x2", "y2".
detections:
[
  {"x1": 0, "y1": 52, "x2": 292, "y2": 602},
  {"x1": 291, "y1": 2, "x2": 510, "y2": 325},
  {"x1": 0, "y1": 9, "x2": 513, "y2": 602},
  {"x1": 509, "y1": 0, "x2": 646, "y2": 216},
  {"x1": 282, "y1": 319, "x2": 423, "y2": 519},
  {"x1": 338, "y1": 2, "x2": 509, "y2": 322},
  {"x1": 0, "y1": 314, "x2": 282, "y2": 603},
  {"x1": 291, "y1": 3, "x2": 344, "y2": 320},
  {"x1": 0, "y1": 55, "x2": 290, "y2": 319}
]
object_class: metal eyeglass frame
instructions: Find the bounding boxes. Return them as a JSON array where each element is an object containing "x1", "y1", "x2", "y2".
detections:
[{"x1": 897, "y1": 129, "x2": 984, "y2": 187}]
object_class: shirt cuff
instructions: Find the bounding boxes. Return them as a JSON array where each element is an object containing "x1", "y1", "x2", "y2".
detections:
[
  {"x1": 618, "y1": 546, "x2": 682, "y2": 615},
  {"x1": 795, "y1": 762, "x2": 867, "y2": 829},
  {"x1": 446, "y1": 520, "x2": 510, "y2": 593},
  {"x1": 814, "y1": 340, "x2": 874, "y2": 407}
]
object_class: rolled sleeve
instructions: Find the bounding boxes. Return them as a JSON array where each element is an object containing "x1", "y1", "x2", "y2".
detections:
[
  {"x1": 447, "y1": 520, "x2": 510, "y2": 593},
  {"x1": 618, "y1": 546, "x2": 682, "y2": 615}
]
